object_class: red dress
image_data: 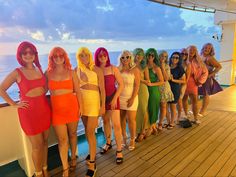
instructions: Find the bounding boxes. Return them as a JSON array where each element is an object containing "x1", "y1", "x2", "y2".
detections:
[
  {"x1": 16, "y1": 68, "x2": 51, "y2": 135},
  {"x1": 104, "y1": 73, "x2": 120, "y2": 110}
]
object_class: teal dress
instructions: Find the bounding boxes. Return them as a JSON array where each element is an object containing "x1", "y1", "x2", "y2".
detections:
[
  {"x1": 136, "y1": 69, "x2": 149, "y2": 134},
  {"x1": 148, "y1": 68, "x2": 161, "y2": 124}
]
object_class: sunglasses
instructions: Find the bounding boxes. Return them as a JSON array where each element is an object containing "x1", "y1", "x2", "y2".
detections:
[
  {"x1": 21, "y1": 51, "x2": 35, "y2": 56},
  {"x1": 98, "y1": 54, "x2": 107, "y2": 58},
  {"x1": 148, "y1": 53, "x2": 155, "y2": 57},
  {"x1": 172, "y1": 56, "x2": 179, "y2": 59},
  {"x1": 53, "y1": 54, "x2": 64, "y2": 59},
  {"x1": 181, "y1": 53, "x2": 188, "y2": 56},
  {"x1": 121, "y1": 56, "x2": 131, "y2": 60}
]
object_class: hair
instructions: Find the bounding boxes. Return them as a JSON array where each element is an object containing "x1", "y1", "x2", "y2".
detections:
[
  {"x1": 76, "y1": 47, "x2": 95, "y2": 71},
  {"x1": 145, "y1": 48, "x2": 160, "y2": 66},
  {"x1": 133, "y1": 48, "x2": 146, "y2": 70},
  {"x1": 187, "y1": 45, "x2": 205, "y2": 67},
  {"x1": 94, "y1": 47, "x2": 111, "y2": 67},
  {"x1": 117, "y1": 50, "x2": 135, "y2": 70},
  {"x1": 47, "y1": 47, "x2": 72, "y2": 72},
  {"x1": 200, "y1": 43, "x2": 215, "y2": 56},
  {"x1": 16, "y1": 41, "x2": 41, "y2": 68},
  {"x1": 180, "y1": 48, "x2": 188, "y2": 54},
  {"x1": 169, "y1": 52, "x2": 182, "y2": 67},
  {"x1": 159, "y1": 50, "x2": 169, "y2": 64}
]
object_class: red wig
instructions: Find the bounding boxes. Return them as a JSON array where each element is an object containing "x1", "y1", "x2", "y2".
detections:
[
  {"x1": 47, "y1": 47, "x2": 72, "y2": 72},
  {"x1": 94, "y1": 47, "x2": 111, "y2": 67},
  {"x1": 16, "y1": 41, "x2": 41, "y2": 67}
]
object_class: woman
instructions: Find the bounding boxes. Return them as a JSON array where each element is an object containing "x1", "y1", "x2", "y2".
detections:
[
  {"x1": 94, "y1": 47, "x2": 124, "y2": 164},
  {"x1": 0, "y1": 41, "x2": 51, "y2": 177},
  {"x1": 46, "y1": 47, "x2": 81, "y2": 176},
  {"x1": 183, "y1": 45, "x2": 208, "y2": 124},
  {"x1": 146, "y1": 48, "x2": 164, "y2": 134},
  {"x1": 198, "y1": 43, "x2": 222, "y2": 116},
  {"x1": 118, "y1": 50, "x2": 140, "y2": 151},
  {"x1": 178, "y1": 48, "x2": 191, "y2": 120},
  {"x1": 168, "y1": 52, "x2": 186, "y2": 128},
  {"x1": 158, "y1": 50, "x2": 174, "y2": 130},
  {"x1": 133, "y1": 48, "x2": 151, "y2": 142},
  {"x1": 76, "y1": 47, "x2": 105, "y2": 177}
]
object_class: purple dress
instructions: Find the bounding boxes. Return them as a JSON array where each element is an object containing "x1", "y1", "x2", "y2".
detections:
[{"x1": 198, "y1": 57, "x2": 222, "y2": 96}]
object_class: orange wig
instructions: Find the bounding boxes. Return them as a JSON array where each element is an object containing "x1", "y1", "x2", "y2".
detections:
[{"x1": 47, "y1": 47, "x2": 72, "y2": 72}]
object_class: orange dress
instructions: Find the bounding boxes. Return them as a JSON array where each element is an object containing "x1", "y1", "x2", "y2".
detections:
[{"x1": 48, "y1": 76, "x2": 79, "y2": 126}]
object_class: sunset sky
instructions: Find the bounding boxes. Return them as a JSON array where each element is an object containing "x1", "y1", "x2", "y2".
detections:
[{"x1": 0, "y1": 0, "x2": 221, "y2": 55}]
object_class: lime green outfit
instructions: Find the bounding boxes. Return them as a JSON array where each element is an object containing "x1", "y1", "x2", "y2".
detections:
[
  {"x1": 148, "y1": 68, "x2": 161, "y2": 124},
  {"x1": 136, "y1": 69, "x2": 149, "y2": 134}
]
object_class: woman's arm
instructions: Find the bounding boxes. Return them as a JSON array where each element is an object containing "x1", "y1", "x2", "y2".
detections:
[
  {"x1": 127, "y1": 67, "x2": 140, "y2": 107},
  {"x1": 72, "y1": 70, "x2": 82, "y2": 114},
  {"x1": 0, "y1": 70, "x2": 28, "y2": 108},
  {"x1": 95, "y1": 66, "x2": 105, "y2": 115},
  {"x1": 171, "y1": 74, "x2": 186, "y2": 84},
  {"x1": 161, "y1": 63, "x2": 169, "y2": 81},
  {"x1": 208, "y1": 57, "x2": 222, "y2": 78},
  {"x1": 110, "y1": 66, "x2": 124, "y2": 109},
  {"x1": 148, "y1": 66, "x2": 164, "y2": 86},
  {"x1": 186, "y1": 64, "x2": 191, "y2": 82}
]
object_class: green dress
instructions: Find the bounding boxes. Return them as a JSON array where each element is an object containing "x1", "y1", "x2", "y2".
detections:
[
  {"x1": 148, "y1": 68, "x2": 161, "y2": 124},
  {"x1": 136, "y1": 69, "x2": 149, "y2": 134}
]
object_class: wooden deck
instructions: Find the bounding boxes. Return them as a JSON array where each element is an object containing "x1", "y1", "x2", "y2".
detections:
[{"x1": 51, "y1": 85, "x2": 236, "y2": 177}]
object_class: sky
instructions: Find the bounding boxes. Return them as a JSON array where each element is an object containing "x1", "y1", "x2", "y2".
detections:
[{"x1": 0, "y1": 0, "x2": 221, "y2": 55}]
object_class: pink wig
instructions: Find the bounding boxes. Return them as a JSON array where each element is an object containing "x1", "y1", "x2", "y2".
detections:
[
  {"x1": 47, "y1": 47, "x2": 72, "y2": 72},
  {"x1": 16, "y1": 41, "x2": 41, "y2": 67},
  {"x1": 94, "y1": 47, "x2": 111, "y2": 67}
]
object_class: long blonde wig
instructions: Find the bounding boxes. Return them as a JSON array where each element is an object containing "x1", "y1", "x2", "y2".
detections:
[{"x1": 76, "y1": 47, "x2": 95, "y2": 71}]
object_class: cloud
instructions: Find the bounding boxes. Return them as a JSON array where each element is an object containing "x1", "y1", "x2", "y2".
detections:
[{"x1": 28, "y1": 30, "x2": 45, "y2": 41}]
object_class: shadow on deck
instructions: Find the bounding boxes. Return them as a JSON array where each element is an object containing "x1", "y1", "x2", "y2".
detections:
[{"x1": 51, "y1": 85, "x2": 236, "y2": 177}]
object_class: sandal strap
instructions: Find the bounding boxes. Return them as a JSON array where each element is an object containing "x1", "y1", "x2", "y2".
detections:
[
  {"x1": 116, "y1": 150, "x2": 122, "y2": 153},
  {"x1": 34, "y1": 171, "x2": 43, "y2": 176},
  {"x1": 89, "y1": 160, "x2": 95, "y2": 163}
]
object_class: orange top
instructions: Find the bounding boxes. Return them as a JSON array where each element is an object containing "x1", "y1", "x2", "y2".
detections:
[{"x1": 48, "y1": 79, "x2": 73, "y2": 91}]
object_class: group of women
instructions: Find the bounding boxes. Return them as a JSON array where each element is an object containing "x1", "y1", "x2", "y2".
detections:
[{"x1": 0, "y1": 41, "x2": 222, "y2": 177}]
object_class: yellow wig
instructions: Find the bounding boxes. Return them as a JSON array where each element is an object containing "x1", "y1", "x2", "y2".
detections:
[{"x1": 76, "y1": 47, "x2": 95, "y2": 71}]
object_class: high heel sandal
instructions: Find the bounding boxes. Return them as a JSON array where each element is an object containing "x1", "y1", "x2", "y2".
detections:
[
  {"x1": 116, "y1": 150, "x2": 123, "y2": 165},
  {"x1": 42, "y1": 166, "x2": 49, "y2": 177},
  {"x1": 86, "y1": 161, "x2": 97, "y2": 177},
  {"x1": 157, "y1": 123, "x2": 163, "y2": 132},
  {"x1": 62, "y1": 167, "x2": 69, "y2": 177},
  {"x1": 34, "y1": 171, "x2": 43, "y2": 177},
  {"x1": 128, "y1": 138, "x2": 135, "y2": 151},
  {"x1": 85, "y1": 154, "x2": 90, "y2": 165},
  {"x1": 70, "y1": 156, "x2": 77, "y2": 171},
  {"x1": 100, "y1": 143, "x2": 112, "y2": 154},
  {"x1": 135, "y1": 133, "x2": 145, "y2": 142}
]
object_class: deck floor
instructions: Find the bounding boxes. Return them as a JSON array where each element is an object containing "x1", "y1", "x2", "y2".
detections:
[{"x1": 50, "y1": 85, "x2": 236, "y2": 177}]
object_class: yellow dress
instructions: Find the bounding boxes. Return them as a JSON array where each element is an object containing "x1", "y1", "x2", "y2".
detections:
[{"x1": 77, "y1": 68, "x2": 100, "y2": 116}]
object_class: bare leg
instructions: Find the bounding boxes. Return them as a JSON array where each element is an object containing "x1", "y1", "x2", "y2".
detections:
[
  {"x1": 103, "y1": 111, "x2": 112, "y2": 145},
  {"x1": 170, "y1": 103, "x2": 177, "y2": 126},
  {"x1": 120, "y1": 110, "x2": 127, "y2": 145},
  {"x1": 190, "y1": 94, "x2": 199, "y2": 120},
  {"x1": 182, "y1": 95, "x2": 189, "y2": 117},
  {"x1": 158, "y1": 102, "x2": 167, "y2": 128},
  {"x1": 53, "y1": 125, "x2": 69, "y2": 176},
  {"x1": 42, "y1": 130, "x2": 50, "y2": 177},
  {"x1": 28, "y1": 133, "x2": 45, "y2": 177},
  {"x1": 199, "y1": 95, "x2": 209, "y2": 115},
  {"x1": 111, "y1": 110, "x2": 122, "y2": 151},
  {"x1": 127, "y1": 111, "x2": 137, "y2": 150},
  {"x1": 86, "y1": 116, "x2": 98, "y2": 171},
  {"x1": 177, "y1": 98, "x2": 183, "y2": 120},
  {"x1": 67, "y1": 121, "x2": 79, "y2": 168}
]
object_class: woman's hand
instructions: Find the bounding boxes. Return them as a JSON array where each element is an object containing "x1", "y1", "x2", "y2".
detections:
[
  {"x1": 110, "y1": 97, "x2": 117, "y2": 110},
  {"x1": 99, "y1": 105, "x2": 105, "y2": 116},
  {"x1": 127, "y1": 97, "x2": 134, "y2": 107},
  {"x1": 14, "y1": 101, "x2": 29, "y2": 109}
]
